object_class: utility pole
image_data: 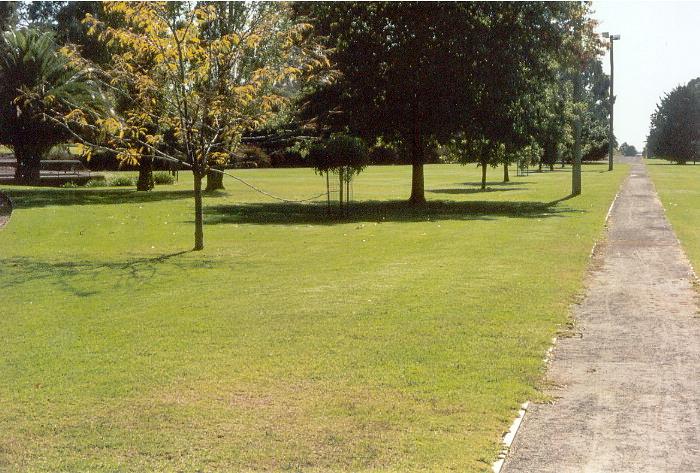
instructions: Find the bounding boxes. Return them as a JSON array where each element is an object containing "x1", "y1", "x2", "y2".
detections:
[
  {"x1": 572, "y1": 70, "x2": 582, "y2": 195},
  {"x1": 603, "y1": 32, "x2": 621, "y2": 171}
]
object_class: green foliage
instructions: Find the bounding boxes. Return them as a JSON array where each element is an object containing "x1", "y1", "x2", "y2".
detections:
[
  {"x1": 235, "y1": 145, "x2": 271, "y2": 169},
  {"x1": 619, "y1": 142, "x2": 638, "y2": 157},
  {"x1": 0, "y1": 28, "x2": 102, "y2": 184},
  {"x1": 45, "y1": 144, "x2": 75, "y2": 160},
  {"x1": 308, "y1": 134, "x2": 369, "y2": 178},
  {"x1": 109, "y1": 175, "x2": 134, "y2": 187},
  {"x1": 60, "y1": 181, "x2": 78, "y2": 188},
  {"x1": 369, "y1": 145, "x2": 400, "y2": 165},
  {"x1": 297, "y1": 3, "x2": 600, "y2": 202},
  {"x1": 84, "y1": 178, "x2": 107, "y2": 188},
  {"x1": 647, "y1": 78, "x2": 700, "y2": 164},
  {"x1": 153, "y1": 172, "x2": 175, "y2": 186}
]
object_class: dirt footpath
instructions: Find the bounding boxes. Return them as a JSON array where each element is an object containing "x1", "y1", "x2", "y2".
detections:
[{"x1": 503, "y1": 158, "x2": 700, "y2": 472}]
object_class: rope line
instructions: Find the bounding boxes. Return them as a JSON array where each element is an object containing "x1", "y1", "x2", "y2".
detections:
[
  {"x1": 146, "y1": 152, "x2": 329, "y2": 203},
  {"x1": 216, "y1": 168, "x2": 328, "y2": 203}
]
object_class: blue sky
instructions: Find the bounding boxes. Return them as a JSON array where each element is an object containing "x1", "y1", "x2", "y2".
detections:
[{"x1": 592, "y1": 1, "x2": 700, "y2": 150}]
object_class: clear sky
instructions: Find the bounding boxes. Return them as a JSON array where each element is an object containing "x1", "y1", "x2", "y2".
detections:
[{"x1": 592, "y1": 1, "x2": 700, "y2": 150}]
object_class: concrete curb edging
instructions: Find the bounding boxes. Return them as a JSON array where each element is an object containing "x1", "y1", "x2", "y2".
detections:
[
  {"x1": 491, "y1": 336, "x2": 556, "y2": 473},
  {"x1": 492, "y1": 402, "x2": 530, "y2": 473}
]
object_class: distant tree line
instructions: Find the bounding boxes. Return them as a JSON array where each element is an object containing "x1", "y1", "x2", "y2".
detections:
[
  {"x1": 619, "y1": 143, "x2": 638, "y2": 157},
  {"x1": 647, "y1": 77, "x2": 700, "y2": 164}
]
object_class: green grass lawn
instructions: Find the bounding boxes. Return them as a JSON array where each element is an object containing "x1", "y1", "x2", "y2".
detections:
[
  {"x1": 0, "y1": 163, "x2": 627, "y2": 472},
  {"x1": 647, "y1": 160, "x2": 700, "y2": 269}
]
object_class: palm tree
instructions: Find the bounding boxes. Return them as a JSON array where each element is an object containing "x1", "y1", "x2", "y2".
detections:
[{"x1": 0, "y1": 29, "x2": 101, "y2": 185}]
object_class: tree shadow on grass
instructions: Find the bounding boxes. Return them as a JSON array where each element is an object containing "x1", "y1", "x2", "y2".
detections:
[
  {"x1": 459, "y1": 181, "x2": 533, "y2": 187},
  {"x1": 204, "y1": 197, "x2": 582, "y2": 226},
  {"x1": 0, "y1": 250, "x2": 208, "y2": 297},
  {"x1": 428, "y1": 187, "x2": 527, "y2": 195},
  {"x1": 0, "y1": 187, "x2": 199, "y2": 209}
]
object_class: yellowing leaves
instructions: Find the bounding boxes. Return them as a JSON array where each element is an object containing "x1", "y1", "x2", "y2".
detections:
[
  {"x1": 77, "y1": 1, "x2": 329, "y2": 170},
  {"x1": 64, "y1": 109, "x2": 88, "y2": 126},
  {"x1": 246, "y1": 34, "x2": 262, "y2": 49}
]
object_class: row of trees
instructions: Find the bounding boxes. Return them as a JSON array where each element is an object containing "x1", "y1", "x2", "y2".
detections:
[
  {"x1": 647, "y1": 77, "x2": 700, "y2": 164},
  {"x1": 0, "y1": 2, "x2": 611, "y2": 250},
  {"x1": 294, "y1": 2, "x2": 610, "y2": 200}
]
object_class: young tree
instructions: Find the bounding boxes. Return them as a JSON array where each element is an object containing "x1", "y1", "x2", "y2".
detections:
[
  {"x1": 309, "y1": 133, "x2": 368, "y2": 212},
  {"x1": 58, "y1": 2, "x2": 326, "y2": 250}
]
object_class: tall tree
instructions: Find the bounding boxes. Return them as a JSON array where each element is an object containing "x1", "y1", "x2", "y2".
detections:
[
  {"x1": 647, "y1": 78, "x2": 700, "y2": 164},
  {"x1": 297, "y1": 2, "x2": 486, "y2": 204}
]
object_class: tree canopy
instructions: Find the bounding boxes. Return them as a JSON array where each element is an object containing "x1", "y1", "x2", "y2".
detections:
[
  {"x1": 647, "y1": 77, "x2": 700, "y2": 164},
  {"x1": 296, "y1": 2, "x2": 603, "y2": 202}
]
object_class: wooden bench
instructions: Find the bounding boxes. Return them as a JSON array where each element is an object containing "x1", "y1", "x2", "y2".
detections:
[{"x1": 40, "y1": 160, "x2": 91, "y2": 177}]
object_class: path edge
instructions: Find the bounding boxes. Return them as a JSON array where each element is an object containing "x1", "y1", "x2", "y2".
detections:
[
  {"x1": 491, "y1": 170, "x2": 628, "y2": 473},
  {"x1": 646, "y1": 170, "x2": 700, "y2": 283}
]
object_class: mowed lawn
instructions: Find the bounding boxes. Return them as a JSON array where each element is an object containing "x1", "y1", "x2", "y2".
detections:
[
  {"x1": 647, "y1": 160, "x2": 700, "y2": 269},
  {"x1": 1, "y1": 163, "x2": 627, "y2": 472}
]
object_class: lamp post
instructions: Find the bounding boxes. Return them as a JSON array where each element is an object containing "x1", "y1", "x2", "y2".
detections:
[{"x1": 603, "y1": 32, "x2": 620, "y2": 171}]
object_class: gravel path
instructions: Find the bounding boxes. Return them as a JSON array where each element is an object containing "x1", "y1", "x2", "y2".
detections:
[{"x1": 503, "y1": 158, "x2": 700, "y2": 472}]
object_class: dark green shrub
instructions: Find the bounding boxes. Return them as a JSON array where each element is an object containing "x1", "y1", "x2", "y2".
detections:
[
  {"x1": 369, "y1": 145, "x2": 399, "y2": 165},
  {"x1": 233, "y1": 145, "x2": 271, "y2": 168}
]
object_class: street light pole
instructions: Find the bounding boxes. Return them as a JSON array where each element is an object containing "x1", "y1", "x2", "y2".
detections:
[{"x1": 603, "y1": 32, "x2": 620, "y2": 171}]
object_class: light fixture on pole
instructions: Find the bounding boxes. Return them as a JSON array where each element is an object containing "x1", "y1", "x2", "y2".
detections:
[{"x1": 602, "y1": 32, "x2": 620, "y2": 171}]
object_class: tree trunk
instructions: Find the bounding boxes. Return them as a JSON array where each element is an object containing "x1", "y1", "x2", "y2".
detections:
[
  {"x1": 193, "y1": 170, "x2": 204, "y2": 251},
  {"x1": 325, "y1": 171, "x2": 331, "y2": 215},
  {"x1": 136, "y1": 154, "x2": 154, "y2": 191},
  {"x1": 408, "y1": 128, "x2": 426, "y2": 205},
  {"x1": 481, "y1": 160, "x2": 487, "y2": 190},
  {"x1": 338, "y1": 168, "x2": 344, "y2": 211},
  {"x1": 205, "y1": 166, "x2": 225, "y2": 191},
  {"x1": 572, "y1": 71, "x2": 583, "y2": 196},
  {"x1": 14, "y1": 146, "x2": 41, "y2": 186},
  {"x1": 549, "y1": 163, "x2": 554, "y2": 171},
  {"x1": 503, "y1": 163, "x2": 509, "y2": 182}
]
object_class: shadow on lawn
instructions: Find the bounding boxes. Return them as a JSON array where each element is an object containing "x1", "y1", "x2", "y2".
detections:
[
  {"x1": 0, "y1": 250, "x2": 207, "y2": 297},
  {"x1": 1, "y1": 195, "x2": 579, "y2": 297},
  {"x1": 204, "y1": 197, "x2": 581, "y2": 226},
  {"x1": 458, "y1": 180, "x2": 533, "y2": 187},
  {"x1": 428, "y1": 187, "x2": 527, "y2": 195},
  {"x1": 0, "y1": 187, "x2": 198, "y2": 209}
]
